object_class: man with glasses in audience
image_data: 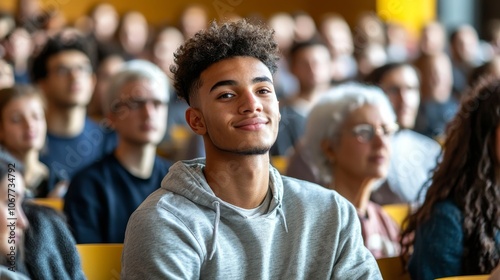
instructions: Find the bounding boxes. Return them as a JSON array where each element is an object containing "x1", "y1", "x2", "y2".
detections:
[{"x1": 31, "y1": 31, "x2": 117, "y2": 197}]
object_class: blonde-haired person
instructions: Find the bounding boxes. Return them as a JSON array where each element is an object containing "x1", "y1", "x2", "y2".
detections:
[{"x1": 288, "y1": 82, "x2": 400, "y2": 258}]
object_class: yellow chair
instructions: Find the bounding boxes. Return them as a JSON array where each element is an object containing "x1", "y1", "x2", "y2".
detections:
[
  {"x1": 376, "y1": 256, "x2": 410, "y2": 280},
  {"x1": 271, "y1": 156, "x2": 289, "y2": 174},
  {"x1": 382, "y1": 203, "x2": 411, "y2": 228},
  {"x1": 30, "y1": 198, "x2": 64, "y2": 212},
  {"x1": 435, "y1": 276, "x2": 490, "y2": 280},
  {"x1": 76, "y1": 243, "x2": 123, "y2": 280}
]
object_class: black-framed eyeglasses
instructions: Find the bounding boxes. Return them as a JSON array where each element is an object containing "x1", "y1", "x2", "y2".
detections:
[{"x1": 351, "y1": 123, "x2": 399, "y2": 143}]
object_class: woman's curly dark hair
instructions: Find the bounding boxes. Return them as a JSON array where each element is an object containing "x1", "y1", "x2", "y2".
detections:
[
  {"x1": 400, "y1": 78, "x2": 500, "y2": 274},
  {"x1": 170, "y1": 19, "x2": 279, "y2": 105}
]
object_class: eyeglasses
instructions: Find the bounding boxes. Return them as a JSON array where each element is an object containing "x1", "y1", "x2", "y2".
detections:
[
  {"x1": 50, "y1": 64, "x2": 93, "y2": 76},
  {"x1": 351, "y1": 123, "x2": 399, "y2": 143},
  {"x1": 111, "y1": 98, "x2": 166, "y2": 112}
]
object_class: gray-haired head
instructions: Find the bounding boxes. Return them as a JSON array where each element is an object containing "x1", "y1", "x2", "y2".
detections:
[
  {"x1": 302, "y1": 82, "x2": 396, "y2": 185},
  {"x1": 105, "y1": 59, "x2": 169, "y2": 115}
]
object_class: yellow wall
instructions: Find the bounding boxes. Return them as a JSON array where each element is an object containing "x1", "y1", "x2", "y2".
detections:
[
  {"x1": 0, "y1": 0, "x2": 433, "y2": 42},
  {"x1": 0, "y1": 0, "x2": 376, "y2": 26}
]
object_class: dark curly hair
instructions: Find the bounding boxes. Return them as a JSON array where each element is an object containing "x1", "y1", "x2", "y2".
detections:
[
  {"x1": 31, "y1": 32, "x2": 96, "y2": 82},
  {"x1": 400, "y1": 78, "x2": 500, "y2": 274},
  {"x1": 170, "y1": 20, "x2": 279, "y2": 106}
]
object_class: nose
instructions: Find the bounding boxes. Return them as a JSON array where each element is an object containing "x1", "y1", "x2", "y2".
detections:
[
  {"x1": 22, "y1": 117, "x2": 35, "y2": 131},
  {"x1": 141, "y1": 101, "x2": 158, "y2": 118},
  {"x1": 239, "y1": 90, "x2": 263, "y2": 114}
]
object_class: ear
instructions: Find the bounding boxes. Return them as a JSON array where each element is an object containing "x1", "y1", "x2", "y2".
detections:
[
  {"x1": 320, "y1": 139, "x2": 336, "y2": 163},
  {"x1": 186, "y1": 107, "x2": 206, "y2": 135}
]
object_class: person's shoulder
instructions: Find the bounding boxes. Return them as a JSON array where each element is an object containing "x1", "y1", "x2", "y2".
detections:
[
  {"x1": 432, "y1": 199, "x2": 461, "y2": 216},
  {"x1": 280, "y1": 175, "x2": 346, "y2": 205},
  {"x1": 395, "y1": 129, "x2": 441, "y2": 151},
  {"x1": 71, "y1": 152, "x2": 115, "y2": 179}
]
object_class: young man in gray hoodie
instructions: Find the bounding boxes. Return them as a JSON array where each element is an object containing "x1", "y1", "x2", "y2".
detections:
[{"x1": 121, "y1": 20, "x2": 382, "y2": 279}]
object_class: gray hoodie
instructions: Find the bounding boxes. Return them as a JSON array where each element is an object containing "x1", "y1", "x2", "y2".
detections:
[{"x1": 121, "y1": 159, "x2": 381, "y2": 279}]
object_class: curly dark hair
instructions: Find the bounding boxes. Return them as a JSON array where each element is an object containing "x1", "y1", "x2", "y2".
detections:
[
  {"x1": 170, "y1": 20, "x2": 279, "y2": 105},
  {"x1": 31, "y1": 32, "x2": 96, "y2": 82},
  {"x1": 400, "y1": 78, "x2": 500, "y2": 274}
]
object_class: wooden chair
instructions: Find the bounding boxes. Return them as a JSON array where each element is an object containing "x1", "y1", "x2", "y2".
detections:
[
  {"x1": 435, "y1": 275, "x2": 490, "y2": 280},
  {"x1": 376, "y1": 256, "x2": 410, "y2": 280},
  {"x1": 30, "y1": 198, "x2": 64, "y2": 212},
  {"x1": 76, "y1": 243, "x2": 123, "y2": 280},
  {"x1": 382, "y1": 203, "x2": 411, "y2": 228}
]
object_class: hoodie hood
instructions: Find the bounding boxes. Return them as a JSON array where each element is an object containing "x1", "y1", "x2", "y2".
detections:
[
  {"x1": 160, "y1": 158, "x2": 284, "y2": 215},
  {"x1": 160, "y1": 158, "x2": 288, "y2": 259}
]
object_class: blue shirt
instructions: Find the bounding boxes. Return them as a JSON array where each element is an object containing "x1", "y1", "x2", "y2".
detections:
[
  {"x1": 40, "y1": 117, "x2": 117, "y2": 193},
  {"x1": 64, "y1": 152, "x2": 172, "y2": 243}
]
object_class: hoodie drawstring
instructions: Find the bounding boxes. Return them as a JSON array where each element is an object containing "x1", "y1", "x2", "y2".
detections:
[
  {"x1": 277, "y1": 206, "x2": 288, "y2": 233},
  {"x1": 209, "y1": 201, "x2": 220, "y2": 260}
]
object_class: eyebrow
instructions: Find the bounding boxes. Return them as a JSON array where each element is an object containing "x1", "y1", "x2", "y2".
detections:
[{"x1": 209, "y1": 76, "x2": 273, "y2": 93}]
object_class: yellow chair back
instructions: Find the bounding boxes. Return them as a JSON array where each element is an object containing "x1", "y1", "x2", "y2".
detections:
[
  {"x1": 30, "y1": 198, "x2": 64, "y2": 211},
  {"x1": 376, "y1": 256, "x2": 410, "y2": 280},
  {"x1": 435, "y1": 275, "x2": 490, "y2": 280},
  {"x1": 382, "y1": 203, "x2": 411, "y2": 228},
  {"x1": 76, "y1": 243, "x2": 123, "y2": 280}
]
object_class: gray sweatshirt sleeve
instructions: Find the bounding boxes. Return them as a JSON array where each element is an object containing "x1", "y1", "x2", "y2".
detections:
[
  {"x1": 121, "y1": 206, "x2": 204, "y2": 279},
  {"x1": 331, "y1": 195, "x2": 382, "y2": 279}
]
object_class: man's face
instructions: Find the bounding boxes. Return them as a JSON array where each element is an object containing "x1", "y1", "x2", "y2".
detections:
[
  {"x1": 40, "y1": 50, "x2": 95, "y2": 108},
  {"x1": 291, "y1": 45, "x2": 332, "y2": 90},
  {"x1": 379, "y1": 66, "x2": 420, "y2": 129},
  {"x1": 110, "y1": 79, "x2": 168, "y2": 146},
  {"x1": 187, "y1": 56, "x2": 280, "y2": 156}
]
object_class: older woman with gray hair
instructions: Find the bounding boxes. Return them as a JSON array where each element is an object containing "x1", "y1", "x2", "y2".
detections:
[{"x1": 286, "y1": 82, "x2": 400, "y2": 258}]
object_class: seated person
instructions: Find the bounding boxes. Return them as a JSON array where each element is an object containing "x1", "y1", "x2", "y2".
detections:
[
  {"x1": 0, "y1": 151, "x2": 84, "y2": 279},
  {"x1": 364, "y1": 62, "x2": 442, "y2": 204},
  {"x1": 121, "y1": 20, "x2": 380, "y2": 279},
  {"x1": 290, "y1": 83, "x2": 400, "y2": 258},
  {"x1": 64, "y1": 60, "x2": 172, "y2": 243},
  {"x1": 31, "y1": 31, "x2": 118, "y2": 196},
  {"x1": 0, "y1": 85, "x2": 50, "y2": 197},
  {"x1": 401, "y1": 79, "x2": 500, "y2": 279}
]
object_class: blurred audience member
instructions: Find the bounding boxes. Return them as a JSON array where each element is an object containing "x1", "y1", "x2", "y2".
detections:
[
  {"x1": 87, "y1": 47, "x2": 125, "y2": 121},
  {"x1": 89, "y1": 2, "x2": 119, "y2": 45},
  {"x1": 365, "y1": 62, "x2": 442, "y2": 204},
  {"x1": 271, "y1": 39, "x2": 332, "y2": 156},
  {"x1": 354, "y1": 43, "x2": 387, "y2": 81},
  {"x1": 292, "y1": 11, "x2": 318, "y2": 43},
  {"x1": 0, "y1": 85, "x2": 49, "y2": 198},
  {"x1": 288, "y1": 83, "x2": 400, "y2": 258},
  {"x1": 178, "y1": 4, "x2": 208, "y2": 39},
  {"x1": 414, "y1": 52, "x2": 458, "y2": 141},
  {"x1": 385, "y1": 22, "x2": 410, "y2": 63},
  {"x1": 0, "y1": 59, "x2": 14, "y2": 89},
  {"x1": 3, "y1": 27, "x2": 33, "y2": 84},
  {"x1": 64, "y1": 60, "x2": 172, "y2": 243},
  {"x1": 401, "y1": 79, "x2": 500, "y2": 279},
  {"x1": 0, "y1": 151, "x2": 85, "y2": 279},
  {"x1": 31, "y1": 32, "x2": 117, "y2": 197},
  {"x1": 117, "y1": 11, "x2": 149, "y2": 59},
  {"x1": 268, "y1": 12, "x2": 299, "y2": 100},
  {"x1": 418, "y1": 21, "x2": 447, "y2": 56},
  {"x1": 449, "y1": 24, "x2": 485, "y2": 97},
  {"x1": 319, "y1": 13, "x2": 357, "y2": 83}
]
